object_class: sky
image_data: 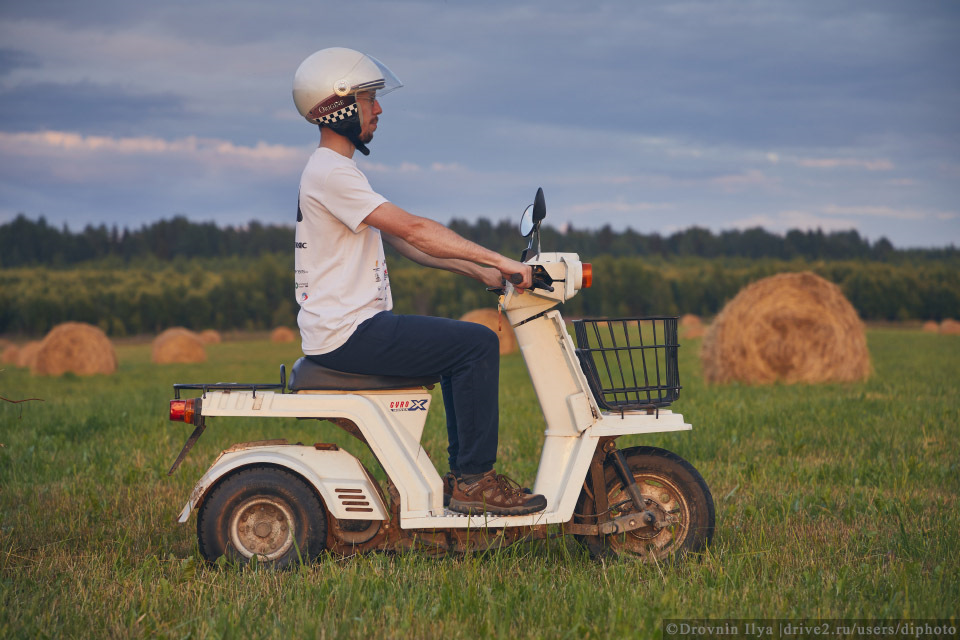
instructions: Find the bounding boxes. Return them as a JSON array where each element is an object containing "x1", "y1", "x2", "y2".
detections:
[{"x1": 0, "y1": 1, "x2": 958, "y2": 248}]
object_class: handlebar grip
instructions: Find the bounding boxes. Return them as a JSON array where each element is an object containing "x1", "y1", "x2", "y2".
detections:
[{"x1": 507, "y1": 271, "x2": 555, "y2": 292}]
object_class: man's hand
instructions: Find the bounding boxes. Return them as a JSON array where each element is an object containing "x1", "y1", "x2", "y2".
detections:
[{"x1": 498, "y1": 259, "x2": 533, "y2": 290}]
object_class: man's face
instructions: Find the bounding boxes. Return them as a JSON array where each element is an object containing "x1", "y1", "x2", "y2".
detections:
[{"x1": 356, "y1": 91, "x2": 381, "y2": 144}]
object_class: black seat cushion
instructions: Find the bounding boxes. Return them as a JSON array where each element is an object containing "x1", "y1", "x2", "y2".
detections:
[{"x1": 288, "y1": 357, "x2": 440, "y2": 391}]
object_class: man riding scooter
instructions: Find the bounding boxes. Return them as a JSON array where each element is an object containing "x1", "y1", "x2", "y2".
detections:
[{"x1": 291, "y1": 47, "x2": 547, "y2": 516}]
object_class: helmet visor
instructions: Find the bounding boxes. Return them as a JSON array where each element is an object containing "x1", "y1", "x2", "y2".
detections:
[{"x1": 349, "y1": 54, "x2": 403, "y2": 97}]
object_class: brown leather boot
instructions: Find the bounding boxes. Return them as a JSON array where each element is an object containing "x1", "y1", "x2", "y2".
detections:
[
  {"x1": 448, "y1": 470, "x2": 547, "y2": 516},
  {"x1": 442, "y1": 471, "x2": 457, "y2": 507},
  {"x1": 442, "y1": 471, "x2": 530, "y2": 508}
]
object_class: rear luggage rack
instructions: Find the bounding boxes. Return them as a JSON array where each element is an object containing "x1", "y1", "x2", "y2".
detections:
[
  {"x1": 573, "y1": 317, "x2": 681, "y2": 411},
  {"x1": 173, "y1": 364, "x2": 287, "y2": 399},
  {"x1": 167, "y1": 365, "x2": 287, "y2": 475}
]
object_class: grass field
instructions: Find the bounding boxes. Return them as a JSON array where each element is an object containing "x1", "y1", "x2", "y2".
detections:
[{"x1": 1, "y1": 328, "x2": 958, "y2": 638}]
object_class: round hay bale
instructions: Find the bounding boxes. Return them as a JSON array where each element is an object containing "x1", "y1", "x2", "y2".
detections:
[
  {"x1": 2, "y1": 344, "x2": 20, "y2": 365},
  {"x1": 940, "y1": 319, "x2": 960, "y2": 335},
  {"x1": 680, "y1": 314, "x2": 706, "y2": 339},
  {"x1": 271, "y1": 327, "x2": 297, "y2": 343},
  {"x1": 922, "y1": 320, "x2": 940, "y2": 333},
  {"x1": 699, "y1": 271, "x2": 870, "y2": 384},
  {"x1": 152, "y1": 328, "x2": 207, "y2": 364},
  {"x1": 459, "y1": 308, "x2": 518, "y2": 355},
  {"x1": 17, "y1": 341, "x2": 43, "y2": 369},
  {"x1": 31, "y1": 322, "x2": 118, "y2": 376},
  {"x1": 200, "y1": 329, "x2": 222, "y2": 344},
  {"x1": 680, "y1": 314, "x2": 702, "y2": 328}
]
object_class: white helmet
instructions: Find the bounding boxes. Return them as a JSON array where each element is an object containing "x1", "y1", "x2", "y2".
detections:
[{"x1": 292, "y1": 47, "x2": 402, "y2": 155}]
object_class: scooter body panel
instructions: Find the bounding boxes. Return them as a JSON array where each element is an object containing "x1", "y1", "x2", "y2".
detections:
[
  {"x1": 511, "y1": 310, "x2": 601, "y2": 436},
  {"x1": 591, "y1": 410, "x2": 692, "y2": 436},
  {"x1": 197, "y1": 388, "x2": 445, "y2": 517},
  {"x1": 177, "y1": 444, "x2": 388, "y2": 523}
]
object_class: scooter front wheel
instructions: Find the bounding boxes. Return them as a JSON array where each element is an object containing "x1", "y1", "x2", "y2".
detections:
[
  {"x1": 197, "y1": 465, "x2": 327, "y2": 568},
  {"x1": 576, "y1": 446, "x2": 715, "y2": 561}
]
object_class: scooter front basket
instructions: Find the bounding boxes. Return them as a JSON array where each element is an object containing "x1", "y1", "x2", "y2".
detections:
[{"x1": 573, "y1": 317, "x2": 681, "y2": 411}]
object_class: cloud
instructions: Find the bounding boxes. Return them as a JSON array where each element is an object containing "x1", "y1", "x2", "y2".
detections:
[
  {"x1": 791, "y1": 157, "x2": 894, "y2": 171},
  {"x1": 0, "y1": 129, "x2": 307, "y2": 183},
  {"x1": 593, "y1": 166, "x2": 780, "y2": 194},
  {"x1": 710, "y1": 169, "x2": 780, "y2": 192},
  {"x1": 0, "y1": 128, "x2": 305, "y2": 229},
  {"x1": 0, "y1": 129, "x2": 300, "y2": 160},
  {"x1": 0, "y1": 48, "x2": 40, "y2": 76},
  {"x1": 0, "y1": 16, "x2": 301, "y2": 137},
  {"x1": 939, "y1": 163, "x2": 960, "y2": 179},
  {"x1": 821, "y1": 204, "x2": 925, "y2": 220},
  {"x1": 0, "y1": 2, "x2": 957, "y2": 247},
  {"x1": 727, "y1": 204, "x2": 960, "y2": 241},
  {"x1": 0, "y1": 81, "x2": 188, "y2": 135},
  {"x1": 730, "y1": 210, "x2": 859, "y2": 233},
  {"x1": 430, "y1": 162, "x2": 466, "y2": 172},
  {"x1": 563, "y1": 200, "x2": 674, "y2": 216}
]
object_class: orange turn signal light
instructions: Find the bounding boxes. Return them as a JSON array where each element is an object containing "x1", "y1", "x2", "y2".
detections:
[{"x1": 581, "y1": 263, "x2": 593, "y2": 288}]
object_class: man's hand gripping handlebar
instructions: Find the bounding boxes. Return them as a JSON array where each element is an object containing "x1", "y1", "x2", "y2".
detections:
[{"x1": 488, "y1": 269, "x2": 555, "y2": 295}]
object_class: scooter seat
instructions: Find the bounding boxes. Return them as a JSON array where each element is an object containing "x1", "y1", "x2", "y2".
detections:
[{"x1": 288, "y1": 357, "x2": 440, "y2": 391}]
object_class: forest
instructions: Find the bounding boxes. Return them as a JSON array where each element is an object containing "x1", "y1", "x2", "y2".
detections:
[
  {"x1": 1, "y1": 215, "x2": 957, "y2": 337},
  {"x1": 4, "y1": 213, "x2": 957, "y2": 267}
]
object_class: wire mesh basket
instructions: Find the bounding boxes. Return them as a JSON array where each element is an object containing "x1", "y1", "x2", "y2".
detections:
[{"x1": 572, "y1": 317, "x2": 681, "y2": 411}]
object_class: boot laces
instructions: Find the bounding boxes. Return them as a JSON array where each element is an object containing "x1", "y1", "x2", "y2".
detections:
[{"x1": 494, "y1": 473, "x2": 525, "y2": 497}]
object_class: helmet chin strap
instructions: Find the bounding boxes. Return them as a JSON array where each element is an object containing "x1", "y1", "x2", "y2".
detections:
[
  {"x1": 353, "y1": 138, "x2": 371, "y2": 156},
  {"x1": 322, "y1": 113, "x2": 371, "y2": 156}
]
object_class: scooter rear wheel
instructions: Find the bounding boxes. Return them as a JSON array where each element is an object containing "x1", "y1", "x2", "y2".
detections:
[
  {"x1": 197, "y1": 465, "x2": 327, "y2": 568},
  {"x1": 576, "y1": 446, "x2": 714, "y2": 561}
]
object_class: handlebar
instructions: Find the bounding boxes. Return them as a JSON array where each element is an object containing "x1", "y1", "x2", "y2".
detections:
[
  {"x1": 487, "y1": 271, "x2": 554, "y2": 294},
  {"x1": 531, "y1": 276, "x2": 554, "y2": 292}
]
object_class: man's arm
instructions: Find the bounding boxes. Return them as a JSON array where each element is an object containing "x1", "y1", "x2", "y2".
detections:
[
  {"x1": 365, "y1": 202, "x2": 532, "y2": 288},
  {"x1": 381, "y1": 232, "x2": 503, "y2": 288}
]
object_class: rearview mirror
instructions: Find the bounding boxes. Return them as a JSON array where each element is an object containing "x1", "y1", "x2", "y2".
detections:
[
  {"x1": 519, "y1": 188, "x2": 546, "y2": 238},
  {"x1": 519, "y1": 187, "x2": 546, "y2": 262},
  {"x1": 533, "y1": 187, "x2": 546, "y2": 225},
  {"x1": 520, "y1": 205, "x2": 535, "y2": 237}
]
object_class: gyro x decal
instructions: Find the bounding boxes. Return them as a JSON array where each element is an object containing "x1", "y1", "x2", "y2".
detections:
[{"x1": 389, "y1": 399, "x2": 427, "y2": 412}]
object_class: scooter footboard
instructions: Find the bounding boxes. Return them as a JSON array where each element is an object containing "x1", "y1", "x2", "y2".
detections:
[{"x1": 178, "y1": 443, "x2": 388, "y2": 523}]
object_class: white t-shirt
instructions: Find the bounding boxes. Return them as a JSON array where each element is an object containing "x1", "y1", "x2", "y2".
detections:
[{"x1": 295, "y1": 147, "x2": 392, "y2": 355}]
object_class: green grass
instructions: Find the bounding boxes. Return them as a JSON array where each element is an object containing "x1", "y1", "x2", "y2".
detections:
[{"x1": 1, "y1": 329, "x2": 958, "y2": 638}]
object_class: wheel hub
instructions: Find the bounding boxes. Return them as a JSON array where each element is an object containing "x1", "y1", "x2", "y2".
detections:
[
  {"x1": 229, "y1": 497, "x2": 296, "y2": 560},
  {"x1": 607, "y1": 475, "x2": 689, "y2": 559}
]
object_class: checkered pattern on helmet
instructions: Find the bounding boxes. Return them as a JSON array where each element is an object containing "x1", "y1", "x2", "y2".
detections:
[{"x1": 316, "y1": 103, "x2": 358, "y2": 125}]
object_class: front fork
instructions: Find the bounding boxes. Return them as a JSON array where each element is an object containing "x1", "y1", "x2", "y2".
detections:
[{"x1": 591, "y1": 438, "x2": 659, "y2": 530}]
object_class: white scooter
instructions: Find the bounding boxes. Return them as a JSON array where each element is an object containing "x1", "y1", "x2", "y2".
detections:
[{"x1": 167, "y1": 188, "x2": 715, "y2": 567}]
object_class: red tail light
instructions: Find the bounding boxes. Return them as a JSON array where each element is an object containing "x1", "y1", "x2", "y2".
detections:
[
  {"x1": 169, "y1": 398, "x2": 200, "y2": 424},
  {"x1": 581, "y1": 263, "x2": 593, "y2": 288}
]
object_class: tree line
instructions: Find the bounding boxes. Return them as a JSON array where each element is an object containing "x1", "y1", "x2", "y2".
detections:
[
  {"x1": 2, "y1": 213, "x2": 955, "y2": 268},
  {"x1": 2, "y1": 254, "x2": 957, "y2": 338},
  {"x1": 0, "y1": 215, "x2": 292, "y2": 267}
]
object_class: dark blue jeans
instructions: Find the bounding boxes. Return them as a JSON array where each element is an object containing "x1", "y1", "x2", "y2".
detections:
[{"x1": 306, "y1": 311, "x2": 500, "y2": 475}]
